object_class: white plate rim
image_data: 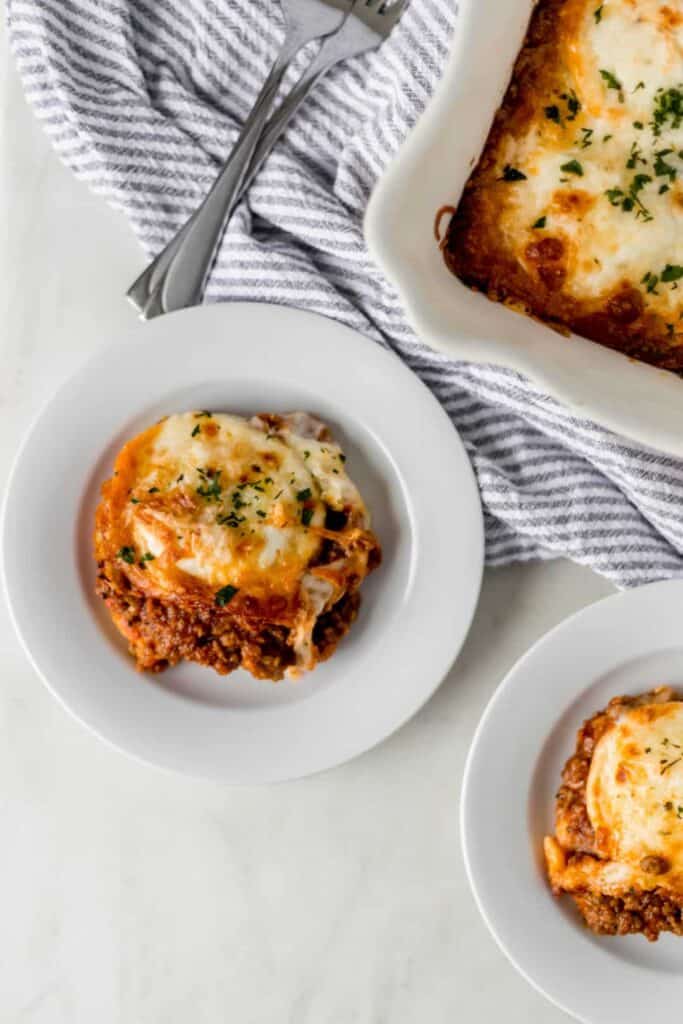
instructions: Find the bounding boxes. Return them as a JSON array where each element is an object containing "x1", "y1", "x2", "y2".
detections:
[
  {"x1": 460, "y1": 579, "x2": 683, "y2": 1024},
  {"x1": 2, "y1": 302, "x2": 484, "y2": 783}
]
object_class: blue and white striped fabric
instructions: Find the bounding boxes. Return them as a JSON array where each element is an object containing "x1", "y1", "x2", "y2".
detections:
[{"x1": 9, "y1": 0, "x2": 683, "y2": 587}]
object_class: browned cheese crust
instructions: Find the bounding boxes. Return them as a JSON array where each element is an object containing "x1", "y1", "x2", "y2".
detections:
[
  {"x1": 443, "y1": 0, "x2": 683, "y2": 372},
  {"x1": 550, "y1": 688, "x2": 683, "y2": 941}
]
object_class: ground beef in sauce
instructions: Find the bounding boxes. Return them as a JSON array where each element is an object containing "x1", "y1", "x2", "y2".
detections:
[
  {"x1": 96, "y1": 563, "x2": 361, "y2": 682},
  {"x1": 551, "y1": 688, "x2": 683, "y2": 941}
]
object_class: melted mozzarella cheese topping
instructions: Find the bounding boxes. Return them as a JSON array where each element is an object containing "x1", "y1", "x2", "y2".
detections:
[
  {"x1": 114, "y1": 411, "x2": 368, "y2": 601},
  {"x1": 586, "y1": 701, "x2": 683, "y2": 892},
  {"x1": 500, "y1": 0, "x2": 683, "y2": 319}
]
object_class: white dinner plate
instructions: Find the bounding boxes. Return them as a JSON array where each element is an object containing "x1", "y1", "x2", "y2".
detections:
[
  {"x1": 461, "y1": 580, "x2": 683, "y2": 1024},
  {"x1": 365, "y1": 0, "x2": 683, "y2": 457},
  {"x1": 2, "y1": 303, "x2": 483, "y2": 783}
]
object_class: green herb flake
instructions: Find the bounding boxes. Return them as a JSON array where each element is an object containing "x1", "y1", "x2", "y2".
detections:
[
  {"x1": 296, "y1": 487, "x2": 312, "y2": 502},
  {"x1": 600, "y1": 68, "x2": 624, "y2": 101},
  {"x1": 148, "y1": 486, "x2": 160, "y2": 494},
  {"x1": 191, "y1": 424, "x2": 201, "y2": 437},
  {"x1": 140, "y1": 552, "x2": 155, "y2": 562},
  {"x1": 661, "y1": 264, "x2": 683, "y2": 283},
  {"x1": 196, "y1": 468, "x2": 222, "y2": 502},
  {"x1": 217, "y1": 511, "x2": 245, "y2": 528},
  {"x1": 560, "y1": 159, "x2": 583, "y2": 176},
  {"x1": 130, "y1": 497, "x2": 140, "y2": 504},
  {"x1": 301, "y1": 507, "x2": 314, "y2": 527},
  {"x1": 532, "y1": 216, "x2": 547, "y2": 230},
  {"x1": 500, "y1": 164, "x2": 527, "y2": 182},
  {"x1": 652, "y1": 86, "x2": 683, "y2": 137},
  {"x1": 117, "y1": 546, "x2": 136, "y2": 565},
  {"x1": 594, "y1": 3, "x2": 603, "y2": 22},
  {"x1": 561, "y1": 90, "x2": 581, "y2": 120},
  {"x1": 215, "y1": 584, "x2": 238, "y2": 607},
  {"x1": 544, "y1": 105, "x2": 561, "y2": 125},
  {"x1": 194, "y1": 411, "x2": 213, "y2": 418}
]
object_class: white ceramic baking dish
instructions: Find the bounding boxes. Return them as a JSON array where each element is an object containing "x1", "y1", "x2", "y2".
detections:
[{"x1": 364, "y1": 0, "x2": 683, "y2": 457}]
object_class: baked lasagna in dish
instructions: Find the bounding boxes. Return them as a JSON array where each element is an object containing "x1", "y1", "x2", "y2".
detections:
[
  {"x1": 443, "y1": 0, "x2": 683, "y2": 371},
  {"x1": 545, "y1": 687, "x2": 683, "y2": 940},
  {"x1": 94, "y1": 411, "x2": 381, "y2": 681}
]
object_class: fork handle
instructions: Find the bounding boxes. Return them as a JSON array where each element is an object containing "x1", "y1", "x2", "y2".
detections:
[
  {"x1": 138, "y1": 47, "x2": 347, "y2": 318},
  {"x1": 127, "y1": 49, "x2": 295, "y2": 315}
]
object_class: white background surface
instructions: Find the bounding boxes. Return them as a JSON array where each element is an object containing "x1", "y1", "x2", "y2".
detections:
[{"x1": 0, "y1": 24, "x2": 615, "y2": 1024}]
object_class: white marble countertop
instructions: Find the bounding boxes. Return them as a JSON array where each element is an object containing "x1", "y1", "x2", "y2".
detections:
[{"x1": 0, "y1": 28, "x2": 616, "y2": 1024}]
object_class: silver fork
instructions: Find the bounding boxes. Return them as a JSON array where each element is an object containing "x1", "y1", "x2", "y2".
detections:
[
  {"x1": 134, "y1": 0, "x2": 409, "y2": 320},
  {"x1": 127, "y1": 0, "x2": 352, "y2": 313}
]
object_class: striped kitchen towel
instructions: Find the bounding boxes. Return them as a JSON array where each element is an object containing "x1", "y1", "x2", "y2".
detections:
[{"x1": 8, "y1": 0, "x2": 683, "y2": 587}]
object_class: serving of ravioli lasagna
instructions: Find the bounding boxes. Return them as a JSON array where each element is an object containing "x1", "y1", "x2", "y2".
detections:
[
  {"x1": 94, "y1": 411, "x2": 381, "y2": 681},
  {"x1": 544, "y1": 687, "x2": 683, "y2": 940},
  {"x1": 443, "y1": 0, "x2": 683, "y2": 371}
]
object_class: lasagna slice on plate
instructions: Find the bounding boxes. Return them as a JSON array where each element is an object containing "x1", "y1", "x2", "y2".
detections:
[
  {"x1": 95, "y1": 411, "x2": 381, "y2": 682},
  {"x1": 545, "y1": 687, "x2": 683, "y2": 940}
]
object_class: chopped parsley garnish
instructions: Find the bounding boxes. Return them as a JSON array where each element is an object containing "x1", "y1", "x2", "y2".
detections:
[
  {"x1": 140, "y1": 552, "x2": 155, "y2": 562},
  {"x1": 652, "y1": 86, "x2": 683, "y2": 137},
  {"x1": 500, "y1": 164, "x2": 527, "y2": 182},
  {"x1": 196, "y1": 468, "x2": 222, "y2": 501},
  {"x1": 256, "y1": 510, "x2": 266, "y2": 518},
  {"x1": 660, "y1": 756, "x2": 682, "y2": 775},
  {"x1": 191, "y1": 424, "x2": 201, "y2": 437},
  {"x1": 217, "y1": 511, "x2": 245, "y2": 528},
  {"x1": 607, "y1": 173, "x2": 653, "y2": 221},
  {"x1": 641, "y1": 271, "x2": 660, "y2": 294},
  {"x1": 117, "y1": 546, "x2": 135, "y2": 564},
  {"x1": 661, "y1": 264, "x2": 683, "y2": 283},
  {"x1": 194, "y1": 411, "x2": 213, "y2": 418},
  {"x1": 130, "y1": 497, "x2": 140, "y2": 504},
  {"x1": 561, "y1": 90, "x2": 581, "y2": 120},
  {"x1": 594, "y1": 4, "x2": 603, "y2": 22},
  {"x1": 579, "y1": 128, "x2": 593, "y2": 149},
  {"x1": 545, "y1": 105, "x2": 561, "y2": 124},
  {"x1": 301, "y1": 507, "x2": 314, "y2": 527},
  {"x1": 215, "y1": 584, "x2": 238, "y2": 607},
  {"x1": 560, "y1": 159, "x2": 583, "y2": 176},
  {"x1": 532, "y1": 215, "x2": 547, "y2": 230},
  {"x1": 303, "y1": 450, "x2": 310, "y2": 459},
  {"x1": 176, "y1": 474, "x2": 184, "y2": 483},
  {"x1": 626, "y1": 141, "x2": 646, "y2": 169},
  {"x1": 296, "y1": 487, "x2": 312, "y2": 502},
  {"x1": 654, "y1": 149, "x2": 677, "y2": 181},
  {"x1": 599, "y1": 68, "x2": 624, "y2": 101},
  {"x1": 148, "y1": 486, "x2": 160, "y2": 494}
]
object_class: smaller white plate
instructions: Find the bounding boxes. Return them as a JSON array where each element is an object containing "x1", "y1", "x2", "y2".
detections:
[
  {"x1": 461, "y1": 580, "x2": 683, "y2": 1024},
  {"x1": 2, "y1": 303, "x2": 483, "y2": 783}
]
